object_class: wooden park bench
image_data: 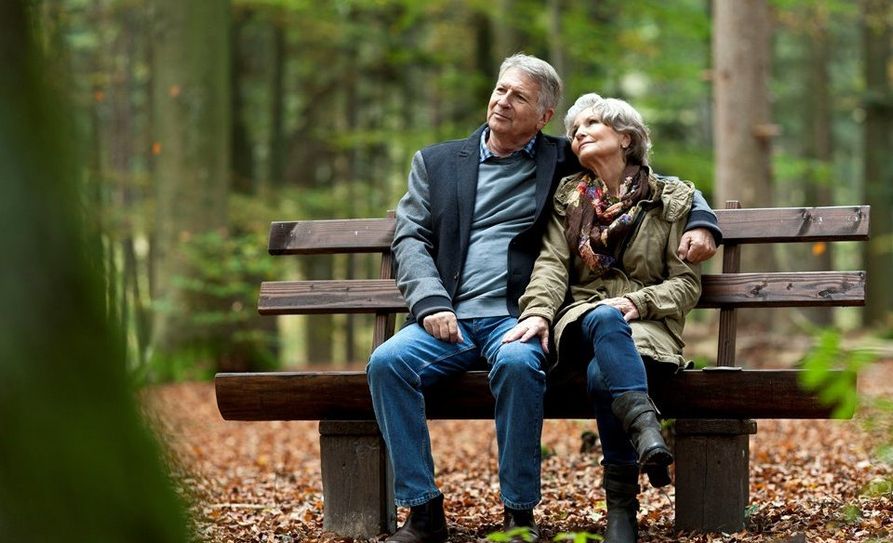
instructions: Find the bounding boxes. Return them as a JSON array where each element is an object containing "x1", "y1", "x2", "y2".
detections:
[{"x1": 215, "y1": 203, "x2": 869, "y2": 538}]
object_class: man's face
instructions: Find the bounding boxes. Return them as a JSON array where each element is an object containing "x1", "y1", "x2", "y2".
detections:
[{"x1": 486, "y1": 68, "x2": 551, "y2": 143}]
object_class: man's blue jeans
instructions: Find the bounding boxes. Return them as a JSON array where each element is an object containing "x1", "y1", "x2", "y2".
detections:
[
  {"x1": 367, "y1": 316, "x2": 547, "y2": 510},
  {"x1": 577, "y1": 305, "x2": 649, "y2": 466}
]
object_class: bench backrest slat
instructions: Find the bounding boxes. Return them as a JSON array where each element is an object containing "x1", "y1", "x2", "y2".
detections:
[
  {"x1": 267, "y1": 206, "x2": 870, "y2": 255},
  {"x1": 269, "y1": 219, "x2": 394, "y2": 254},
  {"x1": 715, "y1": 205, "x2": 869, "y2": 243},
  {"x1": 258, "y1": 271, "x2": 865, "y2": 315}
]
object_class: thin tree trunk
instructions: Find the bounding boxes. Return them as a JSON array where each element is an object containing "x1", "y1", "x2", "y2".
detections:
[
  {"x1": 150, "y1": 0, "x2": 231, "y2": 363},
  {"x1": 547, "y1": 0, "x2": 566, "y2": 118},
  {"x1": 268, "y1": 14, "x2": 286, "y2": 188},
  {"x1": 802, "y1": 7, "x2": 834, "y2": 326},
  {"x1": 862, "y1": 0, "x2": 893, "y2": 327},
  {"x1": 231, "y1": 7, "x2": 254, "y2": 195}
]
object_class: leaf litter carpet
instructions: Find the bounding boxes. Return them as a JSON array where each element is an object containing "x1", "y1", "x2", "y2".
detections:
[{"x1": 144, "y1": 360, "x2": 893, "y2": 543}]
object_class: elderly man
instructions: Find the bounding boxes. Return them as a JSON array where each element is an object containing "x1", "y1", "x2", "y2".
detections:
[{"x1": 367, "y1": 54, "x2": 720, "y2": 543}]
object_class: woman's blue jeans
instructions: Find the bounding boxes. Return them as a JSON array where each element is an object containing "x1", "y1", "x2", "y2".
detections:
[
  {"x1": 577, "y1": 305, "x2": 649, "y2": 466},
  {"x1": 367, "y1": 316, "x2": 546, "y2": 510}
]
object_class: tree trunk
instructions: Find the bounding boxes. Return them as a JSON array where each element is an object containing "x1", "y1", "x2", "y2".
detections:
[
  {"x1": 802, "y1": 7, "x2": 834, "y2": 327},
  {"x1": 0, "y1": 2, "x2": 189, "y2": 539},
  {"x1": 712, "y1": 0, "x2": 776, "y2": 340},
  {"x1": 231, "y1": 7, "x2": 254, "y2": 195},
  {"x1": 713, "y1": 0, "x2": 774, "y2": 208},
  {"x1": 150, "y1": 0, "x2": 231, "y2": 363},
  {"x1": 862, "y1": 0, "x2": 893, "y2": 327},
  {"x1": 547, "y1": 0, "x2": 566, "y2": 119},
  {"x1": 493, "y1": 0, "x2": 519, "y2": 59},
  {"x1": 268, "y1": 14, "x2": 286, "y2": 188}
]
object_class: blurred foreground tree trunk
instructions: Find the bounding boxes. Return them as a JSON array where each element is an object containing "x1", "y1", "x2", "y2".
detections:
[
  {"x1": 150, "y1": 0, "x2": 232, "y2": 366},
  {"x1": 862, "y1": 0, "x2": 893, "y2": 327},
  {"x1": 0, "y1": 1, "x2": 188, "y2": 540}
]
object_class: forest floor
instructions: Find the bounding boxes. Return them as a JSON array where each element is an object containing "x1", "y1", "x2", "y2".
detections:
[{"x1": 143, "y1": 355, "x2": 893, "y2": 543}]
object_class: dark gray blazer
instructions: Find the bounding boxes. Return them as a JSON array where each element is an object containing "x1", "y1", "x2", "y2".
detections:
[{"x1": 392, "y1": 125, "x2": 582, "y2": 323}]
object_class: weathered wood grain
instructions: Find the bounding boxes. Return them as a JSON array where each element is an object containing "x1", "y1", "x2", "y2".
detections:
[
  {"x1": 715, "y1": 205, "x2": 869, "y2": 243},
  {"x1": 268, "y1": 219, "x2": 394, "y2": 255},
  {"x1": 257, "y1": 271, "x2": 865, "y2": 315},
  {"x1": 214, "y1": 369, "x2": 854, "y2": 422},
  {"x1": 266, "y1": 206, "x2": 870, "y2": 255}
]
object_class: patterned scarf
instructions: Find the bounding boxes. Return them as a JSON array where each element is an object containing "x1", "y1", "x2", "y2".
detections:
[{"x1": 564, "y1": 165, "x2": 651, "y2": 275}]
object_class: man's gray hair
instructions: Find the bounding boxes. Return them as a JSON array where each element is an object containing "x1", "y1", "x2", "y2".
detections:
[
  {"x1": 564, "y1": 93, "x2": 652, "y2": 165},
  {"x1": 499, "y1": 53, "x2": 562, "y2": 114}
]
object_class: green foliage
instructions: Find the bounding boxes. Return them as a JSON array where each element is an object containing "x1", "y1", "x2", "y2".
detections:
[
  {"x1": 689, "y1": 355, "x2": 711, "y2": 370},
  {"x1": 553, "y1": 532, "x2": 603, "y2": 542},
  {"x1": 40, "y1": 0, "x2": 889, "y2": 372},
  {"x1": 140, "y1": 228, "x2": 282, "y2": 382},
  {"x1": 799, "y1": 329, "x2": 874, "y2": 419},
  {"x1": 487, "y1": 529, "x2": 604, "y2": 542},
  {"x1": 541, "y1": 443, "x2": 556, "y2": 460},
  {"x1": 839, "y1": 503, "x2": 862, "y2": 524},
  {"x1": 487, "y1": 527, "x2": 536, "y2": 542}
]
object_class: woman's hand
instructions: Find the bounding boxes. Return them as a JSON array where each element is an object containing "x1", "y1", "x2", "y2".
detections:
[
  {"x1": 501, "y1": 316, "x2": 550, "y2": 353},
  {"x1": 601, "y1": 297, "x2": 640, "y2": 322}
]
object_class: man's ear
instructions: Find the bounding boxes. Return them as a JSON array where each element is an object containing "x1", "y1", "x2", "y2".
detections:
[{"x1": 538, "y1": 108, "x2": 555, "y2": 130}]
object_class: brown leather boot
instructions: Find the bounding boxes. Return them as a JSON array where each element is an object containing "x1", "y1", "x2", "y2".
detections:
[{"x1": 386, "y1": 494, "x2": 448, "y2": 543}]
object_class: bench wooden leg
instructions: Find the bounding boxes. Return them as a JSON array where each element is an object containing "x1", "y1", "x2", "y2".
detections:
[
  {"x1": 319, "y1": 421, "x2": 396, "y2": 537},
  {"x1": 673, "y1": 419, "x2": 757, "y2": 532}
]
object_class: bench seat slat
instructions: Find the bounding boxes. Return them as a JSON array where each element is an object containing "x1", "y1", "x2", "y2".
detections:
[
  {"x1": 257, "y1": 271, "x2": 865, "y2": 315},
  {"x1": 266, "y1": 206, "x2": 870, "y2": 255},
  {"x1": 215, "y1": 369, "x2": 853, "y2": 421}
]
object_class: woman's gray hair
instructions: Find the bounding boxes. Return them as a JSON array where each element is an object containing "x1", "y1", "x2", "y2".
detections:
[
  {"x1": 499, "y1": 53, "x2": 562, "y2": 115},
  {"x1": 564, "y1": 93, "x2": 652, "y2": 165}
]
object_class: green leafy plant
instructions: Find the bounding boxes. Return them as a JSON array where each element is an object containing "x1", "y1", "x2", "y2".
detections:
[
  {"x1": 486, "y1": 527, "x2": 536, "y2": 542},
  {"x1": 799, "y1": 329, "x2": 874, "y2": 419},
  {"x1": 541, "y1": 444, "x2": 557, "y2": 460},
  {"x1": 141, "y1": 229, "x2": 283, "y2": 383},
  {"x1": 486, "y1": 529, "x2": 604, "y2": 542},
  {"x1": 553, "y1": 531, "x2": 604, "y2": 542}
]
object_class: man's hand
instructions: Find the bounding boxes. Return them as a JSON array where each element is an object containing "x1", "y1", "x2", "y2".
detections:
[
  {"x1": 501, "y1": 316, "x2": 550, "y2": 353},
  {"x1": 601, "y1": 297, "x2": 640, "y2": 322},
  {"x1": 677, "y1": 227, "x2": 717, "y2": 263},
  {"x1": 422, "y1": 311, "x2": 464, "y2": 343}
]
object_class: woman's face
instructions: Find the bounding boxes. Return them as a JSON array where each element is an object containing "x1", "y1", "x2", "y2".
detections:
[{"x1": 569, "y1": 108, "x2": 631, "y2": 168}]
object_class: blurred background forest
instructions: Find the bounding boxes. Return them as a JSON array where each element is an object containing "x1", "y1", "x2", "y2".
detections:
[{"x1": 33, "y1": 0, "x2": 892, "y2": 381}]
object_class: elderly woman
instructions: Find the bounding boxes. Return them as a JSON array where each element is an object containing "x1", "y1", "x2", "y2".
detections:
[{"x1": 503, "y1": 94, "x2": 701, "y2": 542}]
